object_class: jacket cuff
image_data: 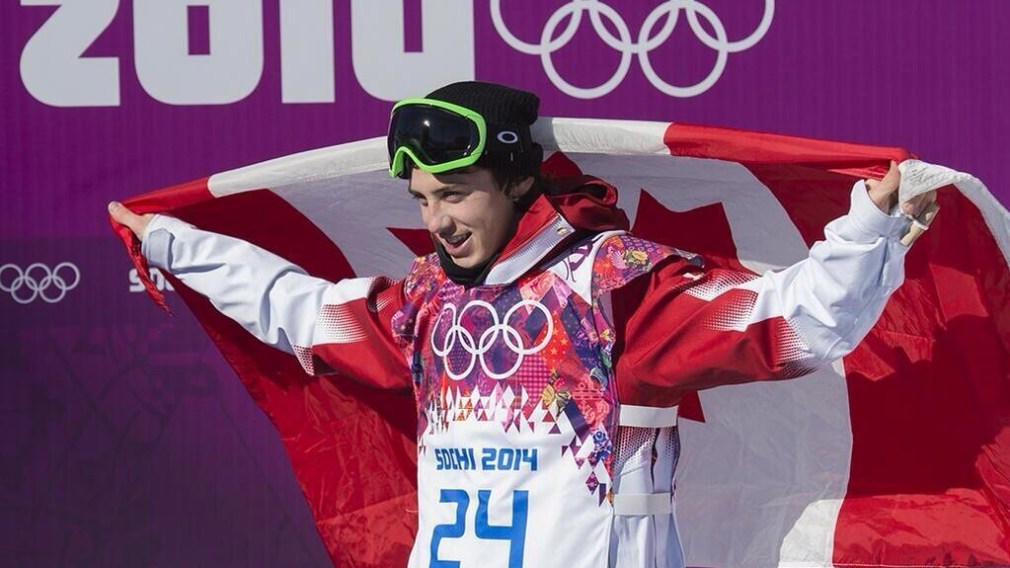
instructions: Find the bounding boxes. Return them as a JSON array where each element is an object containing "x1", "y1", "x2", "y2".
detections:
[
  {"x1": 847, "y1": 180, "x2": 907, "y2": 240},
  {"x1": 141, "y1": 215, "x2": 193, "y2": 269}
]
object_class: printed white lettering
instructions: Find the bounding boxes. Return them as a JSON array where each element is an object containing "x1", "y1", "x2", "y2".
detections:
[
  {"x1": 19, "y1": 0, "x2": 121, "y2": 107},
  {"x1": 129, "y1": 268, "x2": 175, "y2": 293},
  {"x1": 350, "y1": 0, "x2": 474, "y2": 100},
  {"x1": 19, "y1": 2, "x2": 760, "y2": 106},
  {"x1": 134, "y1": 0, "x2": 263, "y2": 105},
  {"x1": 279, "y1": 0, "x2": 335, "y2": 103}
]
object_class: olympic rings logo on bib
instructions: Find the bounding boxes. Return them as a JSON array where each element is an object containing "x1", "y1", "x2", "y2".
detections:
[
  {"x1": 0, "y1": 262, "x2": 80, "y2": 305},
  {"x1": 431, "y1": 299, "x2": 554, "y2": 381},
  {"x1": 490, "y1": 0, "x2": 774, "y2": 99}
]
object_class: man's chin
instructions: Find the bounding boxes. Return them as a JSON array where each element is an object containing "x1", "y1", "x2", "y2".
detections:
[
  {"x1": 451, "y1": 256, "x2": 479, "y2": 269},
  {"x1": 449, "y1": 251, "x2": 493, "y2": 269}
]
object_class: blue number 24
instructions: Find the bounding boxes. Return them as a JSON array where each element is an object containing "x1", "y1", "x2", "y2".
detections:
[{"x1": 430, "y1": 489, "x2": 529, "y2": 568}]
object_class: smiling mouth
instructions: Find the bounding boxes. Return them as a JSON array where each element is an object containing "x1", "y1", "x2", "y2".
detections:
[{"x1": 443, "y1": 232, "x2": 471, "y2": 251}]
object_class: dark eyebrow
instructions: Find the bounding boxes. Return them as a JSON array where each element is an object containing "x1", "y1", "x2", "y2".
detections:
[{"x1": 406, "y1": 184, "x2": 460, "y2": 198}]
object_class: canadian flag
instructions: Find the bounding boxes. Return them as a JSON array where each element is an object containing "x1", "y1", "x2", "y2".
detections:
[{"x1": 114, "y1": 119, "x2": 1010, "y2": 567}]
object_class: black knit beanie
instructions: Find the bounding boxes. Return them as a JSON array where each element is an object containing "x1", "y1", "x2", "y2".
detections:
[{"x1": 424, "y1": 81, "x2": 543, "y2": 177}]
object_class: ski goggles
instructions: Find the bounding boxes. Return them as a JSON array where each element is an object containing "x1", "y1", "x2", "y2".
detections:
[{"x1": 387, "y1": 98, "x2": 527, "y2": 179}]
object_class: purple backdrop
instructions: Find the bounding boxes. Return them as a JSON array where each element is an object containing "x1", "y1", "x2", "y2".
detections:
[{"x1": 3, "y1": 2, "x2": 1006, "y2": 566}]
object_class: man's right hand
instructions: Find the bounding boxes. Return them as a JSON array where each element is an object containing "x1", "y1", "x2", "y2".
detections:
[{"x1": 108, "y1": 201, "x2": 153, "y2": 240}]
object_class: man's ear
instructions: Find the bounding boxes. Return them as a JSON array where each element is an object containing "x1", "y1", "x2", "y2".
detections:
[{"x1": 509, "y1": 176, "x2": 535, "y2": 200}]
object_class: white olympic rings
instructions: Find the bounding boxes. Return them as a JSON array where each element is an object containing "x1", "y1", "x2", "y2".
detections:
[
  {"x1": 431, "y1": 299, "x2": 554, "y2": 381},
  {"x1": 0, "y1": 262, "x2": 81, "y2": 305},
  {"x1": 490, "y1": 0, "x2": 774, "y2": 99}
]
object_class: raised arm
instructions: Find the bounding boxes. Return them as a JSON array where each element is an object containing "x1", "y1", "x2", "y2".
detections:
[
  {"x1": 109, "y1": 202, "x2": 411, "y2": 389},
  {"x1": 605, "y1": 164, "x2": 934, "y2": 405}
]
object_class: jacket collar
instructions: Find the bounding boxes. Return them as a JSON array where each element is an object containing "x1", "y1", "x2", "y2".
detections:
[{"x1": 481, "y1": 176, "x2": 630, "y2": 286}]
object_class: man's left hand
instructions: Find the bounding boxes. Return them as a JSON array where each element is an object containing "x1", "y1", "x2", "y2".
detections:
[{"x1": 866, "y1": 160, "x2": 937, "y2": 217}]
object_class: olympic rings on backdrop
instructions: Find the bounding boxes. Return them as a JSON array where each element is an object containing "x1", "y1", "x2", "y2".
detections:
[
  {"x1": 431, "y1": 299, "x2": 554, "y2": 381},
  {"x1": 490, "y1": 0, "x2": 774, "y2": 98},
  {"x1": 0, "y1": 262, "x2": 80, "y2": 305}
]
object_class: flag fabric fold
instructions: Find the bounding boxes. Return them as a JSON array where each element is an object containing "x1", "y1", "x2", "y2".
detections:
[{"x1": 113, "y1": 119, "x2": 1010, "y2": 567}]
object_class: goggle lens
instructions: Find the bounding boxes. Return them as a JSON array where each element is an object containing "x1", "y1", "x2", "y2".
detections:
[{"x1": 388, "y1": 105, "x2": 481, "y2": 170}]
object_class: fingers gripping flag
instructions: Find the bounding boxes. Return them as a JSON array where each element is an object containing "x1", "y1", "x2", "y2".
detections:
[{"x1": 113, "y1": 119, "x2": 1010, "y2": 567}]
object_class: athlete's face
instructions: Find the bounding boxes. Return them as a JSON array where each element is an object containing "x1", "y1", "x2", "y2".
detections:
[{"x1": 409, "y1": 167, "x2": 532, "y2": 268}]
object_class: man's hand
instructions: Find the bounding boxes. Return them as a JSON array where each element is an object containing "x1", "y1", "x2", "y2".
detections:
[
  {"x1": 108, "y1": 201, "x2": 153, "y2": 240},
  {"x1": 865, "y1": 160, "x2": 937, "y2": 216}
]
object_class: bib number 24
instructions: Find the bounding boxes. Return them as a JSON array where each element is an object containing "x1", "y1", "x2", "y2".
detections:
[{"x1": 430, "y1": 489, "x2": 529, "y2": 568}]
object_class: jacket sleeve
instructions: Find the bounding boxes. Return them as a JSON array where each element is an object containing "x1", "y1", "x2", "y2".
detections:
[
  {"x1": 142, "y1": 215, "x2": 411, "y2": 389},
  {"x1": 608, "y1": 181, "x2": 910, "y2": 406}
]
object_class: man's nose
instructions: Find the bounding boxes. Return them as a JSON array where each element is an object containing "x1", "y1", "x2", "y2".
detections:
[{"x1": 425, "y1": 206, "x2": 453, "y2": 235}]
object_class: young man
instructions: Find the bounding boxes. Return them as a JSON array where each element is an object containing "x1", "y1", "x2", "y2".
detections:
[{"x1": 109, "y1": 81, "x2": 934, "y2": 568}]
